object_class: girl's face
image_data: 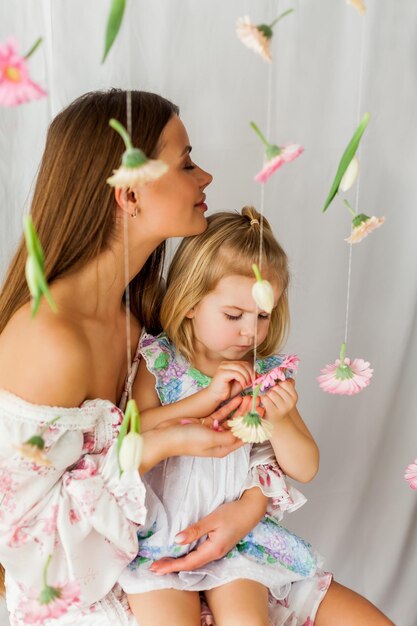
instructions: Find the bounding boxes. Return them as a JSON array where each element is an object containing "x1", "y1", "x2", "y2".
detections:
[
  {"x1": 135, "y1": 115, "x2": 213, "y2": 240},
  {"x1": 187, "y1": 274, "x2": 281, "y2": 364}
]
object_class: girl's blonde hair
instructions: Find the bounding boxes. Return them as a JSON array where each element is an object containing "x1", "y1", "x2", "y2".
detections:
[{"x1": 161, "y1": 207, "x2": 290, "y2": 362}]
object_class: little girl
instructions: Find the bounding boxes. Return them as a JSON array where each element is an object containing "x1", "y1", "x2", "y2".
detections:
[{"x1": 119, "y1": 207, "x2": 331, "y2": 626}]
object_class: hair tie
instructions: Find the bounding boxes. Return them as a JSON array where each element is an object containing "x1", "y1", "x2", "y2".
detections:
[{"x1": 250, "y1": 218, "x2": 259, "y2": 226}]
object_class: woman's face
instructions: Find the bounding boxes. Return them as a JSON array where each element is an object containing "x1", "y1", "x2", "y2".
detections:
[{"x1": 135, "y1": 115, "x2": 213, "y2": 240}]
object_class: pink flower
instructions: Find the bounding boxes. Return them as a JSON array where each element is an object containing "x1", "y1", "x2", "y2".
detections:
[
  {"x1": 404, "y1": 459, "x2": 417, "y2": 490},
  {"x1": 236, "y1": 16, "x2": 272, "y2": 62},
  {"x1": 20, "y1": 580, "x2": 80, "y2": 624},
  {"x1": 317, "y1": 344, "x2": 373, "y2": 396},
  {"x1": 254, "y1": 355, "x2": 300, "y2": 391},
  {"x1": 255, "y1": 144, "x2": 304, "y2": 183},
  {"x1": 0, "y1": 37, "x2": 46, "y2": 107},
  {"x1": 345, "y1": 215, "x2": 385, "y2": 244}
]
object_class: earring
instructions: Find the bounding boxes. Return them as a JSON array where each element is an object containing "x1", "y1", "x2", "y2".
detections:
[{"x1": 130, "y1": 207, "x2": 137, "y2": 218}]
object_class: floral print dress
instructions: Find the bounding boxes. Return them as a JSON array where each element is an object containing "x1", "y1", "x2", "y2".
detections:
[
  {"x1": 0, "y1": 340, "x2": 144, "y2": 625},
  {"x1": 119, "y1": 333, "x2": 332, "y2": 625}
]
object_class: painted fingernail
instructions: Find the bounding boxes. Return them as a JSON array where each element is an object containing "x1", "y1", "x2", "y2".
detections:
[
  {"x1": 180, "y1": 419, "x2": 192, "y2": 425},
  {"x1": 213, "y1": 419, "x2": 220, "y2": 431}
]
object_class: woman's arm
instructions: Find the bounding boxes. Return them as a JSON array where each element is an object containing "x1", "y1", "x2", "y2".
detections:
[{"x1": 149, "y1": 486, "x2": 268, "y2": 575}]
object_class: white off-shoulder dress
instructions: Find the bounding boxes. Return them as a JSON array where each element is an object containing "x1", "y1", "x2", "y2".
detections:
[{"x1": 0, "y1": 342, "x2": 144, "y2": 625}]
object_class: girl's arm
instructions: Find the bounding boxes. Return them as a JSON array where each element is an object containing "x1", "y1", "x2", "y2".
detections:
[
  {"x1": 133, "y1": 358, "x2": 253, "y2": 432},
  {"x1": 262, "y1": 379, "x2": 319, "y2": 483}
]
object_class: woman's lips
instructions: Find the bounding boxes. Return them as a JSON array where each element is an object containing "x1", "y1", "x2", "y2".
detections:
[{"x1": 194, "y1": 195, "x2": 207, "y2": 212}]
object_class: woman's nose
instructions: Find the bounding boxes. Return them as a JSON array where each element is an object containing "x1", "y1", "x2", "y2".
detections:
[{"x1": 197, "y1": 166, "x2": 213, "y2": 189}]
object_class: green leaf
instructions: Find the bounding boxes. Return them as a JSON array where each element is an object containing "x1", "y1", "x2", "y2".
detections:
[
  {"x1": 116, "y1": 411, "x2": 130, "y2": 473},
  {"x1": 322, "y1": 112, "x2": 371, "y2": 213},
  {"x1": 102, "y1": 0, "x2": 126, "y2": 63}
]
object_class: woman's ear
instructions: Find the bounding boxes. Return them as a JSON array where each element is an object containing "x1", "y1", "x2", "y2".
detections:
[
  {"x1": 185, "y1": 308, "x2": 195, "y2": 319},
  {"x1": 114, "y1": 187, "x2": 139, "y2": 217}
]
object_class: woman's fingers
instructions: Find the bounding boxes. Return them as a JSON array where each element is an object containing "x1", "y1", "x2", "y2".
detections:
[
  {"x1": 208, "y1": 395, "x2": 242, "y2": 423},
  {"x1": 150, "y1": 540, "x2": 215, "y2": 574}
]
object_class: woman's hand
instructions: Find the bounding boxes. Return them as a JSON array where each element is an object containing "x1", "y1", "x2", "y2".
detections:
[
  {"x1": 207, "y1": 361, "x2": 253, "y2": 404},
  {"x1": 150, "y1": 488, "x2": 268, "y2": 575},
  {"x1": 139, "y1": 396, "x2": 244, "y2": 474}
]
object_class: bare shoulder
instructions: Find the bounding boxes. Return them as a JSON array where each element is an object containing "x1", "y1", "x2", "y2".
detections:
[{"x1": 0, "y1": 304, "x2": 91, "y2": 407}]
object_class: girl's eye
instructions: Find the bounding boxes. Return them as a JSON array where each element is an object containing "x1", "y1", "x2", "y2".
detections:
[
  {"x1": 258, "y1": 313, "x2": 270, "y2": 320},
  {"x1": 224, "y1": 313, "x2": 242, "y2": 321}
]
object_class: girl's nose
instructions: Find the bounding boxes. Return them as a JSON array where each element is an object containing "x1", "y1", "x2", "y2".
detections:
[{"x1": 240, "y1": 326, "x2": 254, "y2": 338}]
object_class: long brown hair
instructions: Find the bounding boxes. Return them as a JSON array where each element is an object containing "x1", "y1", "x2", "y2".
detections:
[
  {"x1": 161, "y1": 206, "x2": 290, "y2": 362},
  {"x1": 0, "y1": 89, "x2": 179, "y2": 335},
  {"x1": 0, "y1": 89, "x2": 179, "y2": 594}
]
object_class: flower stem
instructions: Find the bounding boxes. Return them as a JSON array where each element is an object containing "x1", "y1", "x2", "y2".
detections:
[
  {"x1": 39, "y1": 415, "x2": 61, "y2": 436},
  {"x1": 24, "y1": 37, "x2": 43, "y2": 59},
  {"x1": 339, "y1": 342, "x2": 347, "y2": 363},
  {"x1": 250, "y1": 122, "x2": 269, "y2": 148},
  {"x1": 109, "y1": 118, "x2": 133, "y2": 151},
  {"x1": 343, "y1": 198, "x2": 357, "y2": 217},
  {"x1": 252, "y1": 263, "x2": 263, "y2": 283},
  {"x1": 251, "y1": 383, "x2": 262, "y2": 413},
  {"x1": 42, "y1": 555, "x2": 52, "y2": 588},
  {"x1": 269, "y1": 9, "x2": 294, "y2": 29}
]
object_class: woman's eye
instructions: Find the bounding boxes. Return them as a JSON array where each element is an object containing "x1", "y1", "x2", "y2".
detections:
[
  {"x1": 184, "y1": 160, "x2": 196, "y2": 170},
  {"x1": 224, "y1": 313, "x2": 242, "y2": 321},
  {"x1": 258, "y1": 313, "x2": 270, "y2": 320}
]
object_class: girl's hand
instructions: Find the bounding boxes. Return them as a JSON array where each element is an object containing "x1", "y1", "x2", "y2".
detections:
[
  {"x1": 149, "y1": 490, "x2": 267, "y2": 575},
  {"x1": 261, "y1": 379, "x2": 298, "y2": 426},
  {"x1": 207, "y1": 361, "x2": 253, "y2": 403}
]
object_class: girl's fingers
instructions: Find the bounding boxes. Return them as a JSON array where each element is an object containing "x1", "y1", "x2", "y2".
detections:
[{"x1": 209, "y1": 395, "x2": 242, "y2": 422}]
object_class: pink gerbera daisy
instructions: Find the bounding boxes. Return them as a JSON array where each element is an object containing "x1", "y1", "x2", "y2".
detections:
[
  {"x1": 404, "y1": 459, "x2": 417, "y2": 490},
  {"x1": 317, "y1": 343, "x2": 373, "y2": 395},
  {"x1": 254, "y1": 355, "x2": 300, "y2": 391},
  {"x1": 236, "y1": 10, "x2": 294, "y2": 63},
  {"x1": 19, "y1": 556, "x2": 81, "y2": 624},
  {"x1": 251, "y1": 121, "x2": 304, "y2": 184},
  {"x1": 345, "y1": 214, "x2": 385, "y2": 244},
  {"x1": 0, "y1": 37, "x2": 46, "y2": 107}
]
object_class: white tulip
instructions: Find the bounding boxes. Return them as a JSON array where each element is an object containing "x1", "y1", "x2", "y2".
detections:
[
  {"x1": 252, "y1": 279, "x2": 274, "y2": 314},
  {"x1": 119, "y1": 432, "x2": 143, "y2": 472},
  {"x1": 339, "y1": 156, "x2": 359, "y2": 192}
]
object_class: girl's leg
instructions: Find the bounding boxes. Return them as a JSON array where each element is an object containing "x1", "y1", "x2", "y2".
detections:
[
  {"x1": 205, "y1": 579, "x2": 269, "y2": 626},
  {"x1": 315, "y1": 580, "x2": 396, "y2": 626},
  {"x1": 127, "y1": 589, "x2": 201, "y2": 626}
]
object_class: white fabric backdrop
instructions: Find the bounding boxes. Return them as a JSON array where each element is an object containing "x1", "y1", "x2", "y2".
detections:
[{"x1": 1, "y1": 1, "x2": 416, "y2": 624}]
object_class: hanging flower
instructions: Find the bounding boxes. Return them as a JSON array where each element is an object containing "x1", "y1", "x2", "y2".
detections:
[
  {"x1": 251, "y1": 122, "x2": 303, "y2": 184},
  {"x1": 254, "y1": 355, "x2": 300, "y2": 391},
  {"x1": 0, "y1": 37, "x2": 46, "y2": 108},
  {"x1": 24, "y1": 215, "x2": 57, "y2": 317},
  {"x1": 251, "y1": 264, "x2": 274, "y2": 313},
  {"x1": 117, "y1": 399, "x2": 143, "y2": 475},
  {"x1": 19, "y1": 555, "x2": 80, "y2": 624},
  {"x1": 228, "y1": 386, "x2": 273, "y2": 443},
  {"x1": 107, "y1": 118, "x2": 168, "y2": 189},
  {"x1": 339, "y1": 156, "x2": 359, "y2": 192},
  {"x1": 236, "y1": 10, "x2": 294, "y2": 62},
  {"x1": 404, "y1": 459, "x2": 417, "y2": 490},
  {"x1": 14, "y1": 416, "x2": 60, "y2": 467},
  {"x1": 345, "y1": 214, "x2": 385, "y2": 244},
  {"x1": 317, "y1": 343, "x2": 373, "y2": 395},
  {"x1": 347, "y1": 0, "x2": 366, "y2": 16}
]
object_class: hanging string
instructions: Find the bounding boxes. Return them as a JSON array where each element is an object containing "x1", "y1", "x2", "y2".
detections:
[
  {"x1": 252, "y1": 49, "x2": 274, "y2": 392},
  {"x1": 123, "y1": 89, "x2": 133, "y2": 399},
  {"x1": 343, "y1": 17, "x2": 366, "y2": 346}
]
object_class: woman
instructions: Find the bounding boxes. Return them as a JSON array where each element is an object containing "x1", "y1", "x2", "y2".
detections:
[{"x1": 0, "y1": 89, "x2": 394, "y2": 625}]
